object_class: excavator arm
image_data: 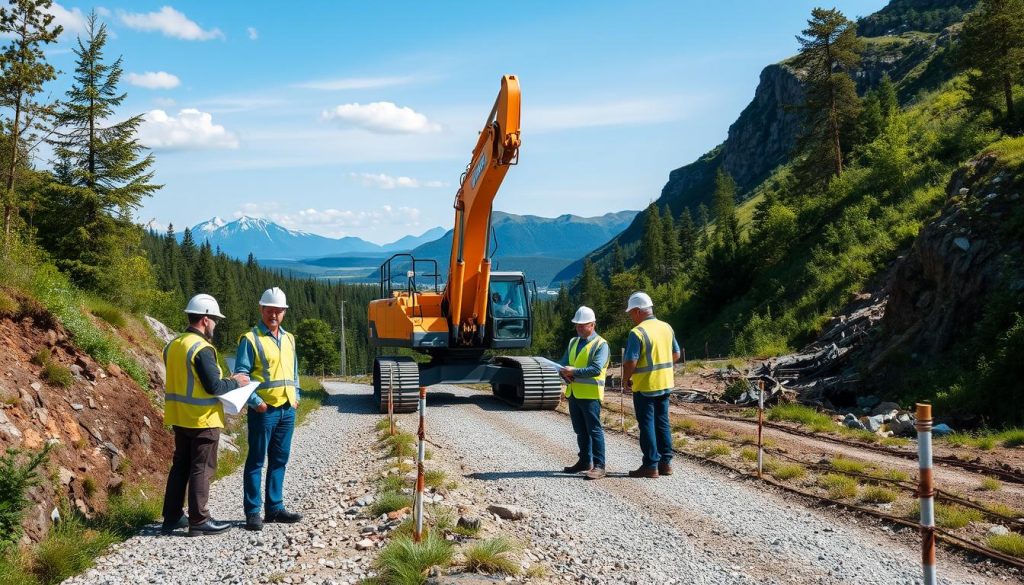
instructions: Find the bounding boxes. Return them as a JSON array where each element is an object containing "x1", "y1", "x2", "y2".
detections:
[{"x1": 444, "y1": 74, "x2": 521, "y2": 345}]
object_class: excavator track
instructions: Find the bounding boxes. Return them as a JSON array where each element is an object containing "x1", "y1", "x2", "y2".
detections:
[
  {"x1": 373, "y1": 357, "x2": 420, "y2": 414},
  {"x1": 491, "y1": 356, "x2": 562, "y2": 410}
]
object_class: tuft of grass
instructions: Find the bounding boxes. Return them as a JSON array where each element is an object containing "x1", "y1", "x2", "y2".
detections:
[
  {"x1": 767, "y1": 404, "x2": 835, "y2": 433},
  {"x1": 740, "y1": 447, "x2": 758, "y2": 462},
  {"x1": 41, "y1": 362, "x2": 73, "y2": 388},
  {"x1": 672, "y1": 436, "x2": 688, "y2": 449},
  {"x1": 87, "y1": 301, "x2": 126, "y2": 329},
  {"x1": 770, "y1": 463, "x2": 806, "y2": 481},
  {"x1": 735, "y1": 408, "x2": 758, "y2": 419},
  {"x1": 829, "y1": 457, "x2": 868, "y2": 475},
  {"x1": 703, "y1": 444, "x2": 731, "y2": 458},
  {"x1": 873, "y1": 468, "x2": 910, "y2": 483},
  {"x1": 463, "y1": 537, "x2": 520, "y2": 576},
  {"x1": 32, "y1": 518, "x2": 116, "y2": 585},
  {"x1": 670, "y1": 419, "x2": 698, "y2": 433},
  {"x1": 988, "y1": 532, "x2": 1024, "y2": 558},
  {"x1": 986, "y1": 503, "x2": 1020, "y2": 518},
  {"x1": 95, "y1": 485, "x2": 161, "y2": 538},
  {"x1": 374, "y1": 534, "x2": 453, "y2": 585},
  {"x1": 1001, "y1": 429, "x2": 1024, "y2": 448},
  {"x1": 424, "y1": 469, "x2": 446, "y2": 489},
  {"x1": 0, "y1": 290, "x2": 19, "y2": 316},
  {"x1": 81, "y1": 477, "x2": 96, "y2": 499},
  {"x1": 909, "y1": 502, "x2": 984, "y2": 529},
  {"x1": 524, "y1": 565, "x2": 547, "y2": 579},
  {"x1": 376, "y1": 417, "x2": 395, "y2": 433},
  {"x1": 708, "y1": 430, "x2": 728, "y2": 440},
  {"x1": 819, "y1": 473, "x2": 858, "y2": 499},
  {"x1": 382, "y1": 432, "x2": 417, "y2": 459},
  {"x1": 31, "y1": 349, "x2": 51, "y2": 366},
  {"x1": 979, "y1": 477, "x2": 1002, "y2": 491},
  {"x1": 370, "y1": 491, "x2": 413, "y2": 517},
  {"x1": 378, "y1": 474, "x2": 409, "y2": 493},
  {"x1": 859, "y1": 486, "x2": 898, "y2": 504}
]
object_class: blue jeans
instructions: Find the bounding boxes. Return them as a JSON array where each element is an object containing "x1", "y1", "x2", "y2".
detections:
[
  {"x1": 244, "y1": 404, "x2": 295, "y2": 515},
  {"x1": 633, "y1": 392, "x2": 672, "y2": 469},
  {"x1": 568, "y1": 396, "x2": 606, "y2": 468}
]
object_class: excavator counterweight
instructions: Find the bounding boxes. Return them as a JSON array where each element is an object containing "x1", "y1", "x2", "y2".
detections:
[{"x1": 366, "y1": 75, "x2": 561, "y2": 413}]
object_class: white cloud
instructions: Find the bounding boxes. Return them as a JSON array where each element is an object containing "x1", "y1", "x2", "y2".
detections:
[
  {"x1": 95, "y1": 7, "x2": 112, "y2": 18},
  {"x1": 47, "y1": 2, "x2": 88, "y2": 35},
  {"x1": 138, "y1": 108, "x2": 239, "y2": 150},
  {"x1": 296, "y1": 76, "x2": 416, "y2": 91},
  {"x1": 351, "y1": 172, "x2": 445, "y2": 190},
  {"x1": 234, "y1": 204, "x2": 421, "y2": 238},
  {"x1": 119, "y1": 6, "x2": 223, "y2": 41},
  {"x1": 127, "y1": 71, "x2": 181, "y2": 90},
  {"x1": 154, "y1": 96, "x2": 177, "y2": 108},
  {"x1": 321, "y1": 102, "x2": 440, "y2": 134},
  {"x1": 528, "y1": 97, "x2": 691, "y2": 133},
  {"x1": 247, "y1": 26, "x2": 258, "y2": 40}
]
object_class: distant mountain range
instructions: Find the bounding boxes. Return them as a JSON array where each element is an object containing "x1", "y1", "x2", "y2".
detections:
[
  {"x1": 177, "y1": 210, "x2": 638, "y2": 286},
  {"x1": 179, "y1": 216, "x2": 446, "y2": 260}
]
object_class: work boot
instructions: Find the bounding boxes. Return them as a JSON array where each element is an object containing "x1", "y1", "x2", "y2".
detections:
[
  {"x1": 160, "y1": 515, "x2": 188, "y2": 535},
  {"x1": 627, "y1": 466, "x2": 659, "y2": 479},
  {"x1": 188, "y1": 518, "x2": 230, "y2": 536},
  {"x1": 658, "y1": 462, "x2": 673, "y2": 476},
  {"x1": 245, "y1": 514, "x2": 263, "y2": 531},
  {"x1": 562, "y1": 461, "x2": 592, "y2": 473},
  {"x1": 584, "y1": 467, "x2": 606, "y2": 480},
  {"x1": 265, "y1": 509, "x2": 302, "y2": 524}
]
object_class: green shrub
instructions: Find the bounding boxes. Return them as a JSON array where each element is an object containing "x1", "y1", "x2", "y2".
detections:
[
  {"x1": 770, "y1": 463, "x2": 806, "y2": 480},
  {"x1": 424, "y1": 470, "x2": 446, "y2": 489},
  {"x1": 740, "y1": 447, "x2": 758, "y2": 462},
  {"x1": 32, "y1": 518, "x2": 116, "y2": 585},
  {"x1": 0, "y1": 446, "x2": 51, "y2": 553},
  {"x1": 829, "y1": 457, "x2": 868, "y2": 474},
  {"x1": 383, "y1": 432, "x2": 417, "y2": 459},
  {"x1": 818, "y1": 473, "x2": 858, "y2": 499},
  {"x1": 378, "y1": 474, "x2": 409, "y2": 493},
  {"x1": 979, "y1": 477, "x2": 1001, "y2": 491},
  {"x1": 374, "y1": 534, "x2": 453, "y2": 585},
  {"x1": 988, "y1": 532, "x2": 1024, "y2": 558},
  {"x1": 0, "y1": 290, "x2": 19, "y2": 316},
  {"x1": 463, "y1": 537, "x2": 520, "y2": 575},
  {"x1": 0, "y1": 553, "x2": 34, "y2": 585},
  {"x1": 31, "y1": 349, "x2": 51, "y2": 366},
  {"x1": 41, "y1": 362, "x2": 73, "y2": 388},
  {"x1": 82, "y1": 477, "x2": 96, "y2": 498},
  {"x1": 1000, "y1": 429, "x2": 1024, "y2": 448},
  {"x1": 370, "y1": 491, "x2": 413, "y2": 517},
  {"x1": 859, "y1": 486, "x2": 898, "y2": 504},
  {"x1": 86, "y1": 299, "x2": 126, "y2": 329}
]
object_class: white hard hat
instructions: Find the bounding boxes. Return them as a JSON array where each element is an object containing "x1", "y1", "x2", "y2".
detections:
[
  {"x1": 571, "y1": 306, "x2": 596, "y2": 324},
  {"x1": 625, "y1": 291, "x2": 653, "y2": 312},
  {"x1": 259, "y1": 287, "x2": 289, "y2": 308},
  {"x1": 184, "y1": 293, "x2": 225, "y2": 319}
]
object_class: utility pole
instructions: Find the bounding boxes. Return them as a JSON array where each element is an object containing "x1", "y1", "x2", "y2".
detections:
[{"x1": 340, "y1": 300, "x2": 347, "y2": 377}]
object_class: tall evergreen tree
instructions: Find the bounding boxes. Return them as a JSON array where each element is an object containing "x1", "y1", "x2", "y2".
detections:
[
  {"x1": 577, "y1": 258, "x2": 603, "y2": 316},
  {"x1": 0, "y1": 0, "x2": 61, "y2": 249},
  {"x1": 662, "y1": 205, "x2": 681, "y2": 280},
  {"x1": 876, "y1": 73, "x2": 898, "y2": 119},
  {"x1": 678, "y1": 207, "x2": 696, "y2": 265},
  {"x1": 712, "y1": 169, "x2": 740, "y2": 249},
  {"x1": 697, "y1": 203, "x2": 711, "y2": 250},
  {"x1": 640, "y1": 203, "x2": 665, "y2": 283},
  {"x1": 610, "y1": 241, "x2": 626, "y2": 275},
  {"x1": 957, "y1": 0, "x2": 1024, "y2": 127},
  {"x1": 793, "y1": 7, "x2": 863, "y2": 181}
]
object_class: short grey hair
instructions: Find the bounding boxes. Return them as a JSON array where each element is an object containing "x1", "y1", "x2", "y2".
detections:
[{"x1": 637, "y1": 307, "x2": 654, "y2": 318}]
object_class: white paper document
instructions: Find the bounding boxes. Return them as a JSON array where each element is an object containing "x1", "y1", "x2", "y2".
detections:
[
  {"x1": 219, "y1": 382, "x2": 260, "y2": 416},
  {"x1": 533, "y1": 357, "x2": 563, "y2": 372}
]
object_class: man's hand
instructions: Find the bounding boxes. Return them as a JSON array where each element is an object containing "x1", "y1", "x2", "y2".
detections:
[
  {"x1": 625, "y1": 378, "x2": 633, "y2": 389},
  {"x1": 232, "y1": 373, "x2": 250, "y2": 385},
  {"x1": 253, "y1": 402, "x2": 268, "y2": 413},
  {"x1": 559, "y1": 367, "x2": 575, "y2": 382}
]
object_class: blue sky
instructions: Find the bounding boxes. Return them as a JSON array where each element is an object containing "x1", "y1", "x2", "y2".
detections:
[{"x1": 37, "y1": 1, "x2": 888, "y2": 243}]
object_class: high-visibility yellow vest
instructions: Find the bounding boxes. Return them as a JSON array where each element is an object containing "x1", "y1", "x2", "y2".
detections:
[
  {"x1": 630, "y1": 318, "x2": 676, "y2": 393},
  {"x1": 241, "y1": 327, "x2": 298, "y2": 407},
  {"x1": 564, "y1": 335, "x2": 608, "y2": 400},
  {"x1": 163, "y1": 331, "x2": 225, "y2": 429}
]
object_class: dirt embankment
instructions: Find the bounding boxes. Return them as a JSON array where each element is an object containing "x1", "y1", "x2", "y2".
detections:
[{"x1": 0, "y1": 295, "x2": 173, "y2": 545}]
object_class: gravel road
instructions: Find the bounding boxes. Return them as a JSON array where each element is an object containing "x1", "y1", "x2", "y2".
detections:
[{"x1": 65, "y1": 382, "x2": 1001, "y2": 585}]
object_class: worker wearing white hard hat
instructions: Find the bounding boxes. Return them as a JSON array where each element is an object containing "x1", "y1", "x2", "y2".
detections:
[
  {"x1": 622, "y1": 291, "x2": 680, "y2": 479},
  {"x1": 234, "y1": 287, "x2": 303, "y2": 531},
  {"x1": 557, "y1": 305, "x2": 610, "y2": 480},
  {"x1": 161, "y1": 294, "x2": 249, "y2": 536}
]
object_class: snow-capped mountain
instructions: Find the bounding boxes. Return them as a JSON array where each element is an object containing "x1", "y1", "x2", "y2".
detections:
[{"x1": 178, "y1": 216, "x2": 445, "y2": 261}]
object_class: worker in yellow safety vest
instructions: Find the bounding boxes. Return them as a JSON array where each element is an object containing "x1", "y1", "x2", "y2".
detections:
[
  {"x1": 621, "y1": 292, "x2": 680, "y2": 479},
  {"x1": 235, "y1": 287, "x2": 303, "y2": 531},
  {"x1": 558, "y1": 306, "x2": 610, "y2": 480},
  {"x1": 161, "y1": 294, "x2": 250, "y2": 536}
]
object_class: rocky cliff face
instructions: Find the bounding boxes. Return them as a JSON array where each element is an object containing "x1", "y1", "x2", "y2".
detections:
[
  {"x1": 0, "y1": 299, "x2": 174, "y2": 545},
  {"x1": 870, "y1": 154, "x2": 1024, "y2": 367}
]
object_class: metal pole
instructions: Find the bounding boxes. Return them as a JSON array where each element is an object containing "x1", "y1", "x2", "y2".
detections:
[
  {"x1": 388, "y1": 369, "x2": 395, "y2": 437},
  {"x1": 757, "y1": 380, "x2": 764, "y2": 479},
  {"x1": 339, "y1": 300, "x2": 347, "y2": 377},
  {"x1": 413, "y1": 386, "x2": 427, "y2": 543},
  {"x1": 917, "y1": 403, "x2": 937, "y2": 585},
  {"x1": 620, "y1": 349, "x2": 625, "y2": 433}
]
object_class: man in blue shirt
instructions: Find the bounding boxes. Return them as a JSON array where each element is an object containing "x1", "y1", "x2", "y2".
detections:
[{"x1": 558, "y1": 306, "x2": 610, "y2": 480}]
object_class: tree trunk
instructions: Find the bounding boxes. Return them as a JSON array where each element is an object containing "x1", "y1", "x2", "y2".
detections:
[{"x1": 1004, "y1": 74, "x2": 1016, "y2": 124}]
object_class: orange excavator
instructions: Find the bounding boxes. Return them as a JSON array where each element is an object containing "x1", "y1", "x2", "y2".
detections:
[{"x1": 367, "y1": 75, "x2": 561, "y2": 413}]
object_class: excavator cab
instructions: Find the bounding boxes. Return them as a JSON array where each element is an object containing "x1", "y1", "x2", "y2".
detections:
[{"x1": 487, "y1": 272, "x2": 531, "y2": 347}]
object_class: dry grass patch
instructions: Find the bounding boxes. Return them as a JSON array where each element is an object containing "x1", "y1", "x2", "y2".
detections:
[
  {"x1": 988, "y1": 532, "x2": 1024, "y2": 558},
  {"x1": 770, "y1": 463, "x2": 806, "y2": 481},
  {"x1": 819, "y1": 474, "x2": 858, "y2": 499},
  {"x1": 463, "y1": 537, "x2": 520, "y2": 575},
  {"x1": 703, "y1": 444, "x2": 731, "y2": 458},
  {"x1": 829, "y1": 457, "x2": 868, "y2": 475}
]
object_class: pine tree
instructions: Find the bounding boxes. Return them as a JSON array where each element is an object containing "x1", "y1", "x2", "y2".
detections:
[
  {"x1": 0, "y1": 0, "x2": 61, "y2": 249},
  {"x1": 662, "y1": 205, "x2": 681, "y2": 280},
  {"x1": 793, "y1": 7, "x2": 863, "y2": 181},
  {"x1": 712, "y1": 169, "x2": 740, "y2": 249},
  {"x1": 877, "y1": 73, "x2": 898, "y2": 119},
  {"x1": 678, "y1": 207, "x2": 696, "y2": 266},
  {"x1": 697, "y1": 203, "x2": 711, "y2": 250},
  {"x1": 577, "y1": 258, "x2": 603, "y2": 316},
  {"x1": 640, "y1": 203, "x2": 665, "y2": 283},
  {"x1": 610, "y1": 241, "x2": 626, "y2": 276},
  {"x1": 859, "y1": 89, "x2": 885, "y2": 144},
  {"x1": 957, "y1": 0, "x2": 1024, "y2": 127}
]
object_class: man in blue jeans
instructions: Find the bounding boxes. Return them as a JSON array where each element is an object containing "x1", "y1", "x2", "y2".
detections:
[
  {"x1": 558, "y1": 306, "x2": 610, "y2": 480},
  {"x1": 236, "y1": 287, "x2": 303, "y2": 530},
  {"x1": 621, "y1": 292, "x2": 680, "y2": 478}
]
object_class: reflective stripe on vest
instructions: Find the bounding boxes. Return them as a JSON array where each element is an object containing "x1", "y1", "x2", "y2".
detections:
[
  {"x1": 243, "y1": 327, "x2": 298, "y2": 407},
  {"x1": 163, "y1": 332, "x2": 224, "y2": 428},
  {"x1": 631, "y1": 319, "x2": 675, "y2": 393},
  {"x1": 564, "y1": 335, "x2": 608, "y2": 400}
]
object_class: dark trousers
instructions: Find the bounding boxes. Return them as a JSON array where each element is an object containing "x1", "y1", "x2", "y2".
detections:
[
  {"x1": 568, "y1": 396, "x2": 606, "y2": 468},
  {"x1": 163, "y1": 426, "x2": 220, "y2": 525},
  {"x1": 633, "y1": 392, "x2": 673, "y2": 469}
]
